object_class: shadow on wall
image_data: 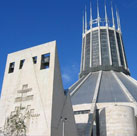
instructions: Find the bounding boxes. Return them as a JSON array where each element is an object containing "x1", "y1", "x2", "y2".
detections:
[
  {"x1": 76, "y1": 123, "x2": 87, "y2": 136},
  {"x1": 99, "y1": 108, "x2": 107, "y2": 136}
]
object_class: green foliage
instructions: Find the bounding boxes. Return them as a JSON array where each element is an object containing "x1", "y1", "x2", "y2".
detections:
[{"x1": 3, "y1": 106, "x2": 27, "y2": 136}]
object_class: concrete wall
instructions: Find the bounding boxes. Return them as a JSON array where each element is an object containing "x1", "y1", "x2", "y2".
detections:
[
  {"x1": 73, "y1": 104, "x2": 91, "y2": 136},
  {"x1": 0, "y1": 41, "x2": 77, "y2": 136},
  {"x1": 99, "y1": 105, "x2": 137, "y2": 136}
]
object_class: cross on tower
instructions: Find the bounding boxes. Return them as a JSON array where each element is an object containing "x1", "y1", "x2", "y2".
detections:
[{"x1": 15, "y1": 84, "x2": 33, "y2": 103}]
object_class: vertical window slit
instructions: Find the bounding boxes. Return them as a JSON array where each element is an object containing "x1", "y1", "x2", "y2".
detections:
[
  {"x1": 8, "y1": 62, "x2": 15, "y2": 73},
  {"x1": 19, "y1": 59, "x2": 25, "y2": 69},
  {"x1": 32, "y1": 56, "x2": 37, "y2": 64},
  {"x1": 40, "y1": 53, "x2": 50, "y2": 70}
]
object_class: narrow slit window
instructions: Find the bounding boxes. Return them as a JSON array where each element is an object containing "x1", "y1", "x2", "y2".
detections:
[
  {"x1": 32, "y1": 56, "x2": 37, "y2": 64},
  {"x1": 40, "y1": 53, "x2": 50, "y2": 70},
  {"x1": 19, "y1": 59, "x2": 25, "y2": 69},
  {"x1": 8, "y1": 62, "x2": 15, "y2": 73}
]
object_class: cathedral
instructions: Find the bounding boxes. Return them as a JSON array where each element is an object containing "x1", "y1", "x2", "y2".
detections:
[{"x1": 0, "y1": 1, "x2": 137, "y2": 136}]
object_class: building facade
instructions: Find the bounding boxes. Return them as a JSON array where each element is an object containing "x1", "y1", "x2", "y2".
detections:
[
  {"x1": 0, "y1": 1, "x2": 137, "y2": 136},
  {"x1": 69, "y1": 1, "x2": 137, "y2": 136},
  {"x1": 0, "y1": 42, "x2": 77, "y2": 136}
]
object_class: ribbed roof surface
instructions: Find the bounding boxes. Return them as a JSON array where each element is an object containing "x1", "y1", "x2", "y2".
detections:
[
  {"x1": 70, "y1": 72, "x2": 98, "y2": 105},
  {"x1": 70, "y1": 71, "x2": 137, "y2": 105},
  {"x1": 97, "y1": 71, "x2": 129, "y2": 102}
]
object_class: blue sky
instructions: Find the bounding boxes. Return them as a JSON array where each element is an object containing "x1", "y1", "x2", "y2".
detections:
[{"x1": 0, "y1": 0, "x2": 137, "y2": 94}]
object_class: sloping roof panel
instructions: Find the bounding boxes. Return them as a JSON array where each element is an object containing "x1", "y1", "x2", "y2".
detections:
[
  {"x1": 116, "y1": 72, "x2": 137, "y2": 101},
  {"x1": 97, "y1": 71, "x2": 129, "y2": 103},
  {"x1": 71, "y1": 72, "x2": 99, "y2": 105},
  {"x1": 70, "y1": 71, "x2": 136, "y2": 105}
]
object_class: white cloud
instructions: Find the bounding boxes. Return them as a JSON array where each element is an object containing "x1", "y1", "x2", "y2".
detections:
[
  {"x1": 61, "y1": 63, "x2": 80, "y2": 88},
  {"x1": 62, "y1": 73, "x2": 71, "y2": 82}
]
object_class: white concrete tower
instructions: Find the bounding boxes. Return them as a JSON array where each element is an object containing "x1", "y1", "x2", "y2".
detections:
[{"x1": 0, "y1": 41, "x2": 78, "y2": 136}]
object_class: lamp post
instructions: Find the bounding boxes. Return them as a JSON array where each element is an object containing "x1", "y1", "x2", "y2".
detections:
[{"x1": 61, "y1": 117, "x2": 67, "y2": 136}]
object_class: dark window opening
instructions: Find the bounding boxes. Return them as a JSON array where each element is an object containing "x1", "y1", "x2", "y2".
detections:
[
  {"x1": 74, "y1": 110, "x2": 90, "y2": 115},
  {"x1": 8, "y1": 62, "x2": 15, "y2": 73},
  {"x1": 32, "y1": 56, "x2": 37, "y2": 64},
  {"x1": 40, "y1": 53, "x2": 50, "y2": 70},
  {"x1": 19, "y1": 59, "x2": 25, "y2": 69},
  {"x1": 96, "y1": 109, "x2": 100, "y2": 136}
]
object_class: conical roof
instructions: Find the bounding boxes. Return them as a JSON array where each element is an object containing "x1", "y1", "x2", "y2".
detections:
[{"x1": 70, "y1": 71, "x2": 137, "y2": 105}]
